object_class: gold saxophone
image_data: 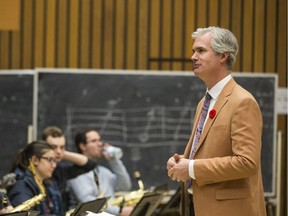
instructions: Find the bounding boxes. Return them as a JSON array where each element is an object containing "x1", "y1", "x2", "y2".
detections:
[
  {"x1": 10, "y1": 193, "x2": 46, "y2": 212},
  {"x1": 108, "y1": 171, "x2": 146, "y2": 207}
]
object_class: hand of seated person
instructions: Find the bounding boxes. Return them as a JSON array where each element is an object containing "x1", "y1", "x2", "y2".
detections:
[
  {"x1": 119, "y1": 206, "x2": 133, "y2": 216},
  {"x1": 0, "y1": 205, "x2": 13, "y2": 214}
]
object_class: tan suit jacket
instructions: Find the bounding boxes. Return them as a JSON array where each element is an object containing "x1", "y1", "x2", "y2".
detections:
[{"x1": 181, "y1": 78, "x2": 267, "y2": 216}]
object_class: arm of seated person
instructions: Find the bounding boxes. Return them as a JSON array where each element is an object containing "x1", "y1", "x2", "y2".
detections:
[{"x1": 62, "y1": 151, "x2": 89, "y2": 166}]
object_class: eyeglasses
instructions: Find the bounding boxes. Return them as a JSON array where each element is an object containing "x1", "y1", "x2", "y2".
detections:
[
  {"x1": 41, "y1": 157, "x2": 57, "y2": 164},
  {"x1": 86, "y1": 138, "x2": 102, "y2": 144}
]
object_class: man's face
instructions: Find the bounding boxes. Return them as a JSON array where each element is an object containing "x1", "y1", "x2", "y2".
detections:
[
  {"x1": 191, "y1": 32, "x2": 222, "y2": 80},
  {"x1": 46, "y1": 136, "x2": 66, "y2": 163},
  {"x1": 80, "y1": 131, "x2": 103, "y2": 161}
]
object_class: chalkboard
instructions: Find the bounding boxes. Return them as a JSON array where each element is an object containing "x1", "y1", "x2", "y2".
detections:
[
  {"x1": 0, "y1": 71, "x2": 34, "y2": 177},
  {"x1": 35, "y1": 69, "x2": 277, "y2": 196}
]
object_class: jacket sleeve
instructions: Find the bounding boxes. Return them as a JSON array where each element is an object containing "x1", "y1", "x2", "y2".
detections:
[
  {"x1": 61, "y1": 159, "x2": 97, "y2": 180},
  {"x1": 194, "y1": 93, "x2": 263, "y2": 186},
  {"x1": 7, "y1": 179, "x2": 36, "y2": 207},
  {"x1": 108, "y1": 159, "x2": 132, "y2": 191}
]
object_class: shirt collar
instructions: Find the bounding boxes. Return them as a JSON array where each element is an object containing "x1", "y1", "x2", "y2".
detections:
[{"x1": 207, "y1": 74, "x2": 232, "y2": 100}]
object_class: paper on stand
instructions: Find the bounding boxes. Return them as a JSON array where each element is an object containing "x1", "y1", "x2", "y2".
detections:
[{"x1": 85, "y1": 211, "x2": 116, "y2": 216}]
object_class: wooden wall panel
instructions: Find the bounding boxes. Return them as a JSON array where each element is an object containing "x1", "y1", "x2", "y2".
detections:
[
  {"x1": 45, "y1": 0, "x2": 56, "y2": 67},
  {"x1": 231, "y1": 0, "x2": 241, "y2": 71},
  {"x1": 197, "y1": 0, "x2": 208, "y2": 27},
  {"x1": 172, "y1": 0, "x2": 183, "y2": 71},
  {"x1": 79, "y1": 0, "x2": 91, "y2": 68},
  {"x1": 161, "y1": 0, "x2": 172, "y2": 70},
  {"x1": 103, "y1": 0, "x2": 114, "y2": 69},
  {"x1": 277, "y1": 0, "x2": 287, "y2": 87},
  {"x1": 183, "y1": 0, "x2": 195, "y2": 71},
  {"x1": 114, "y1": 0, "x2": 125, "y2": 69},
  {"x1": 0, "y1": 0, "x2": 285, "y2": 77},
  {"x1": 219, "y1": 0, "x2": 230, "y2": 28},
  {"x1": 242, "y1": 0, "x2": 254, "y2": 72},
  {"x1": 68, "y1": 0, "x2": 79, "y2": 68},
  {"x1": 149, "y1": 0, "x2": 160, "y2": 70},
  {"x1": 11, "y1": 31, "x2": 20, "y2": 68},
  {"x1": 254, "y1": 0, "x2": 265, "y2": 72},
  {"x1": 0, "y1": 32, "x2": 10, "y2": 68},
  {"x1": 0, "y1": 0, "x2": 20, "y2": 30},
  {"x1": 57, "y1": 0, "x2": 68, "y2": 68},
  {"x1": 137, "y1": 0, "x2": 148, "y2": 69},
  {"x1": 22, "y1": 0, "x2": 33, "y2": 69},
  {"x1": 91, "y1": 0, "x2": 102, "y2": 69},
  {"x1": 209, "y1": 0, "x2": 219, "y2": 26},
  {"x1": 265, "y1": 0, "x2": 277, "y2": 72},
  {"x1": 126, "y1": 0, "x2": 137, "y2": 69},
  {"x1": 0, "y1": 0, "x2": 286, "y2": 214},
  {"x1": 34, "y1": 0, "x2": 45, "y2": 68}
]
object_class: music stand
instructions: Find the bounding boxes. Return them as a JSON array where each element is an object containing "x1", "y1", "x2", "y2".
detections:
[
  {"x1": 0, "y1": 212, "x2": 28, "y2": 216},
  {"x1": 155, "y1": 187, "x2": 181, "y2": 215},
  {"x1": 130, "y1": 192, "x2": 164, "y2": 216},
  {"x1": 27, "y1": 210, "x2": 40, "y2": 216},
  {"x1": 71, "y1": 198, "x2": 107, "y2": 216}
]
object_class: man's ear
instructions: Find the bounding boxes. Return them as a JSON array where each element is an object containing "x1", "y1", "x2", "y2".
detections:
[
  {"x1": 79, "y1": 143, "x2": 86, "y2": 153},
  {"x1": 220, "y1": 52, "x2": 229, "y2": 63}
]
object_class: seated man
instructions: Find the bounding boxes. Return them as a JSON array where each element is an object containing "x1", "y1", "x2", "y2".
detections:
[
  {"x1": 42, "y1": 126, "x2": 97, "y2": 212},
  {"x1": 67, "y1": 129, "x2": 133, "y2": 216}
]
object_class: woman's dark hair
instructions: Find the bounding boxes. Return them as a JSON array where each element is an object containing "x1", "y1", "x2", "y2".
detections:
[{"x1": 11, "y1": 140, "x2": 54, "y2": 171}]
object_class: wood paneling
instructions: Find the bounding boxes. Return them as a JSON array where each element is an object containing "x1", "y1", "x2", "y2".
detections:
[
  {"x1": 68, "y1": 0, "x2": 79, "y2": 68},
  {"x1": 0, "y1": 32, "x2": 10, "y2": 68},
  {"x1": 103, "y1": 0, "x2": 114, "y2": 69},
  {"x1": 0, "y1": 0, "x2": 20, "y2": 30},
  {"x1": 114, "y1": 0, "x2": 125, "y2": 69},
  {"x1": 91, "y1": 0, "x2": 102, "y2": 69},
  {"x1": 45, "y1": 0, "x2": 56, "y2": 67},
  {"x1": 57, "y1": 0, "x2": 68, "y2": 67},
  {"x1": 22, "y1": 0, "x2": 33, "y2": 68},
  {"x1": 149, "y1": 0, "x2": 160, "y2": 70},
  {"x1": 0, "y1": 0, "x2": 285, "y2": 76},
  {"x1": 254, "y1": 0, "x2": 265, "y2": 72},
  {"x1": 34, "y1": 0, "x2": 45, "y2": 67},
  {"x1": 0, "y1": 0, "x2": 286, "y2": 214},
  {"x1": 161, "y1": 0, "x2": 172, "y2": 70}
]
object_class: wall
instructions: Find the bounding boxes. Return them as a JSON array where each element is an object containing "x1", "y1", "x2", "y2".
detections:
[{"x1": 0, "y1": 0, "x2": 286, "y2": 215}]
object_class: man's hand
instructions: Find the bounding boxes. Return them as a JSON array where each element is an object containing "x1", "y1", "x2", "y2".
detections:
[{"x1": 167, "y1": 154, "x2": 190, "y2": 182}]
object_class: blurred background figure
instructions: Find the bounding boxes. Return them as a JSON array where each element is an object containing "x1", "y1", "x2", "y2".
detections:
[
  {"x1": 7, "y1": 140, "x2": 63, "y2": 215},
  {"x1": 42, "y1": 126, "x2": 97, "y2": 212},
  {"x1": 67, "y1": 129, "x2": 133, "y2": 216},
  {"x1": 0, "y1": 192, "x2": 13, "y2": 213},
  {"x1": 0, "y1": 173, "x2": 16, "y2": 213}
]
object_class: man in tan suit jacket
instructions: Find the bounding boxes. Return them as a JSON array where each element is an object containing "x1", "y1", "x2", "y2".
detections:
[{"x1": 167, "y1": 27, "x2": 266, "y2": 216}]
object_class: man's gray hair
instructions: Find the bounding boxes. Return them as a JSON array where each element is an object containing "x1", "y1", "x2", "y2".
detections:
[{"x1": 192, "y1": 26, "x2": 239, "y2": 70}]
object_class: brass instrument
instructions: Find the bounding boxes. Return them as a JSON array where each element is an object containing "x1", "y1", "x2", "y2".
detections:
[
  {"x1": 10, "y1": 193, "x2": 46, "y2": 212},
  {"x1": 108, "y1": 171, "x2": 146, "y2": 207}
]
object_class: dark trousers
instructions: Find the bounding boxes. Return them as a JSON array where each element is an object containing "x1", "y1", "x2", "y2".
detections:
[{"x1": 186, "y1": 193, "x2": 195, "y2": 216}]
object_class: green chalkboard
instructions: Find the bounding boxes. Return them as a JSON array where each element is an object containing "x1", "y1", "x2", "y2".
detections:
[{"x1": 35, "y1": 69, "x2": 277, "y2": 196}]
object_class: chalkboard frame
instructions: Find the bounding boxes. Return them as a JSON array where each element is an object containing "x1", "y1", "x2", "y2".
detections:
[
  {"x1": 0, "y1": 70, "x2": 34, "y2": 177},
  {"x1": 33, "y1": 68, "x2": 278, "y2": 197}
]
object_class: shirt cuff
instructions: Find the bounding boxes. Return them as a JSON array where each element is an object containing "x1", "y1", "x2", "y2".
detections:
[{"x1": 189, "y1": 159, "x2": 195, "y2": 179}]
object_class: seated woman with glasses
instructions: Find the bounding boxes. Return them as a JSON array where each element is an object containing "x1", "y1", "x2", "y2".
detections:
[{"x1": 7, "y1": 140, "x2": 63, "y2": 215}]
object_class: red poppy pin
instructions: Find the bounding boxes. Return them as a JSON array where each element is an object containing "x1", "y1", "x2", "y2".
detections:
[{"x1": 209, "y1": 109, "x2": 216, "y2": 119}]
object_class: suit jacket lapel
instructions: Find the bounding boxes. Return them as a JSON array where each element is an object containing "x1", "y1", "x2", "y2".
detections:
[
  {"x1": 194, "y1": 78, "x2": 236, "y2": 155},
  {"x1": 184, "y1": 100, "x2": 204, "y2": 158}
]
